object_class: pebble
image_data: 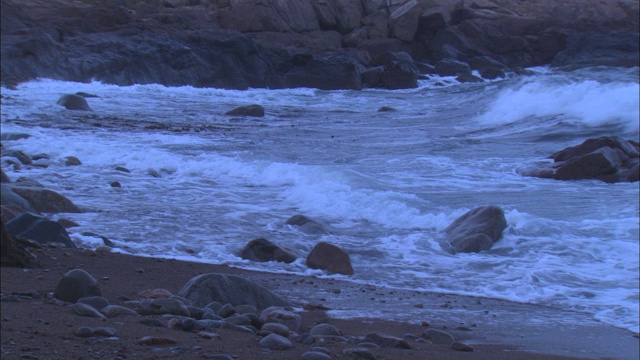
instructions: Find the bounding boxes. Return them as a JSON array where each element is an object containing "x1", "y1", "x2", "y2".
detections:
[
  {"x1": 198, "y1": 331, "x2": 221, "y2": 340},
  {"x1": 137, "y1": 336, "x2": 178, "y2": 346},
  {"x1": 260, "y1": 307, "x2": 301, "y2": 332},
  {"x1": 202, "y1": 354, "x2": 235, "y2": 360},
  {"x1": 260, "y1": 322, "x2": 290, "y2": 337},
  {"x1": 259, "y1": 333, "x2": 293, "y2": 350},
  {"x1": 74, "y1": 327, "x2": 94, "y2": 337}
]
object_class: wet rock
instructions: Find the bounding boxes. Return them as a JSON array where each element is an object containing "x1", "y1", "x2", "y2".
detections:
[
  {"x1": 1, "y1": 149, "x2": 32, "y2": 165},
  {"x1": 1, "y1": 133, "x2": 31, "y2": 141},
  {"x1": 57, "y1": 94, "x2": 91, "y2": 111},
  {"x1": 443, "y1": 206, "x2": 507, "y2": 254},
  {"x1": 8, "y1": 186, "x2": 81, "y2": 213},
  {"x1": 538, "y1": 137, "x2": 639, "y2": 183},
  {"x1": 422, "y1": 329, "x2": 454, "y2": 345},
  {"x1": 177, "y1": 273, "x2": 290, "y2": 309},
  {"x1": 259, "y1": 333, "x2": 293, "y2": 350},
  {"x1": 551, "y1": 31, "x2": 639, "y2": 70},
  {"x1": 5, "y1": 212, "x2": 76, "y2": 248},
  {"x1": 307, "y1": 242, "x2": 354, "y2": 275},
  {"x1": 225, "y1": 104, "x2": 265, "y2": 117},
  {"x1": 64, "y1": 156, "x2": 81, "y2": 166},
  {"x1": 286, "y1": 214, "x2": 331, "y2": 234},
  {"x1": 435, "y1": 59, "x2": 472, "y2": 77},
  {"x1": 368, "y1": 51, "x2": 419, "y2": 89},
  {"x1": 240, "y1": 238, "x2": 297, "y2": 263},
  {"x1": 0, "y1": 169, "x2": 10, "y2": 183},
  {"x1": 377, "y1": 106, "x2": 397, "y2": 112},
  {"x1": 74, "y1": 326, "x2": 94, "y2": 337},
  {"x1": 115, "y1": 166, "x2": 131, "y2": 173},
  {"x1": 1, "y1": 185, "x2": 35, "y2": 212},
  {"x1": 364, "y1": 332, "x2": 412, "y2": 349},
  {"x1": 53, "y1": 269, "x2": 101, "y2": 303}
]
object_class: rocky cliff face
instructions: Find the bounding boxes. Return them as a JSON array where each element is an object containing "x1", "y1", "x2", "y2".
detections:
[{"x1": 1, "y1": 0, "x2": 638, "y2": 90}]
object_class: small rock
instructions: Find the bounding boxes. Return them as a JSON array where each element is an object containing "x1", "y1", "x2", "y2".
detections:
[
  {"x1": 302, "y1": 351, "x2": 332, "y2": 360},
  {"x1": 137, "y1": 288, "x2": 172, "y2": 299},
  {"x1": 139, "y1": 318, "x2": 166, "y2": 327},
  {"x1": 342, "y1": 348, "x2": 377, "y2": 360},
  {"x1": 259, "y1": 333, "x2": 293, "y2": 350},
  {"x1": 69, "y1": 303, "x2": 106, "y2": 319},
  {"x1": 115, "y1": 166, "x2": 131, "y2": 173},
  {"x1": 451, "y1": 341, "x2": 474, "y2": 352},
  {"x1": 77, "y1": 296, "x2": 109, "y2": 311},
  {"x1": 64, "y1": 156, "x2": 81, "y2": 166},
  {"x1": 422, "y1": 329, "x2": 454, "y2": 345},
  {"x1": 137, "y1": 336, "x2": 178, "y2": 346},
  {"x1": 110, "y1": 181, "x2": 121, "y2": 188},
  {"x1": 309, "y1": 323, "x2": 342, "y2": 336},
  {"x1": 198, "y1": 331, "x2": 221, "y2": 339},
  {"x1": 261, "y1": 322, "x2": 290, "y2": 337},
  {"x1": 260, "y1": 307, "x2": 301, "y2": 332},
  {"x1": 377, "y1": 106, "x2": 397, "y2": 112},
  {"x1": 74, "y1": 327, "x2": 94, "y2": 337},
  {"x1": 102, "y1": 305, "x2": 139, "y2": 318},
  {"x1": 364, "y1": 332, "x2": 412, "y2": 349}
]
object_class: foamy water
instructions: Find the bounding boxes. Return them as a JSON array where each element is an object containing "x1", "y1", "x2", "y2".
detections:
[{"x1": 1, "y1": 66, "x2": 638, "y2": 333}]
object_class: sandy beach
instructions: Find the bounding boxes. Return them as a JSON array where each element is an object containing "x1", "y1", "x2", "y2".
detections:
[{"x1": 1, "y1": 245, "x2": 637, "y2": 360}]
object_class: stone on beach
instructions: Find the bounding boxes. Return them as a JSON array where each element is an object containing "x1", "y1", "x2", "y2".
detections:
[
  {"x1": 422, "y1": 329, "x2": 455, "y2": 345},
  {"x1": 7, "y1": 186, "x2": 81, "y2": 213},
  {"x1": 309, "y1": 323, "x2": 342, "y2": 336},
  {"x1": 139, "y1": 298, "x2": 191, "y2": 317},
  {"x1": 177, "y1": 273, "x2": 290, "y2": 309},
  {"x1": 443, "y1": 206, "x2": 507, "y2": 254},
  {"x1": 102, "y1": 305, "x2": 139, "y2": 318},
  {"x1": 77, "y1": 296, "x2": 109, "y2": 311},
  {"x1": 260, "y1": 306, "x2": 301, "y2": 332},
  {"x1": 259, "y1": 333, "x2": 293, "y2": 350},
  {"x1": 307, "y1": 242, "x2": 354, "y2": 275},
  {"x1": 69, "y1": 303, "x2": 106, "y2": 319},
  {"x1": 53, "y1": 269, "x2": 102, "y2": 303},
  {"x1": 364, "y1": 332, "x2": 412, "y2": 349}
]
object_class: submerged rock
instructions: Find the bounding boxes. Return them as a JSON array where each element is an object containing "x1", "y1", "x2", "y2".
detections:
[
  {"x1": 225, "y1": 104, "x2": 265, "y2": 117},
  {"x1": 240, "y1": 238, "x2": 298, "y2": 263},
  {"x1": 443, "y1": 206, "x2": 507, "y2": 254},
  {"x1": 57, "y1": 94, "x2": 92, "y2": 111}
]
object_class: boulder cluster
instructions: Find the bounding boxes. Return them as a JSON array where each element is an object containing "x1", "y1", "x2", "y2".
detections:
[{"x1": 1, "y1": 0, "x2": 638, "y2": 90}]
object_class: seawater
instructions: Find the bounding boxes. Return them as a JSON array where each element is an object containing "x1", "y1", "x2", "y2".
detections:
[{"x1": 1, "y1": 66, "x2": 638, "y2": 333}]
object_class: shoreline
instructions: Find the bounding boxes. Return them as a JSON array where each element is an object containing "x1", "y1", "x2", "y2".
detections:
[{"x1": 2, "y1": 246, "x2": 637, "y2": 360}]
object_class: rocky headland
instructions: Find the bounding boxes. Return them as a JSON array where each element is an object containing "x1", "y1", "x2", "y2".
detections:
[{"x1": 1, "y1": 0, "x2": 638, "y2": 90}]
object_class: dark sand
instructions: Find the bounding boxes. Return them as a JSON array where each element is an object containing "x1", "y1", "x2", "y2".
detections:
[{"x1": 1, "y1": 246, "x2": 637, "y2": 360}]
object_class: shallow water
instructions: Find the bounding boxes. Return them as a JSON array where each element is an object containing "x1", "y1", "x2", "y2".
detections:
[{"x1": 1, "y1": 66, "x2": 638, "y2": 332}]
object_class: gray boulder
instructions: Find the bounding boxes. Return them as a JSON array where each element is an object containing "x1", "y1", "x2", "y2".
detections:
[
  {"x1": 139, "y1": 298, "x2": 191, "y2": 317},
  {"x1": 53, "y1": 269, "x2": 102, "y2": 303},
  {"x1": 306, "y1": 242, "x2": 354, "y2": 275},
  {"x1": 443, "y1": 206, "x2": 507, "y2": 254},
  {"x1": 8, "y1": 186, "x2": 81, "y2": 213},
  {"x1": 286, "y1": 214, "x2": 331, "y2": 234},
  {"x1": 5, "y1": 212, "x2": 76, "y2": 248},
  {"x1": 239, "y1": 238, "x2": 297, "y2": 263},
  {"x1": 57, "y1": 94, "x2": 92, "y2": 111},
  {"x1": 176, "y1": 273, "x2": 290, "y2": 309}
]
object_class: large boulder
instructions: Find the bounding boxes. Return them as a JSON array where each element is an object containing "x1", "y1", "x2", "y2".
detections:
[
  {"x1": 5, "y1": 212, "x2": 76, "y2": 248},
  {"x1": 57, "y1": 94, "x2": 91, "y2": 111},
  {"x1": 306, "y1": 242, "x2": 354, "y2": 275},
  {"x1": 443, "y1": 206, "x2": 507, "y2": 254},
  {"x1": 239, "y1": 238, "x2": 298, "y2": 264},
  {"x1": 53, "y1": 269, "x2": 102, "y2": 303},
  {"x1": 176, "y1": 273, "x2": 290, "y2": 309},
  {"x1": 8, "y1": 186, "x2": 81, "y2": 213},
  {"x1": 538, "y1": 137, "x2": 639, "y2": 183}
]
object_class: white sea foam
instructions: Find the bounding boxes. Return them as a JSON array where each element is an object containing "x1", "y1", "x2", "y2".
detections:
[{"x1": 476, "y1": 77, "x2": 640, "y2": 133}]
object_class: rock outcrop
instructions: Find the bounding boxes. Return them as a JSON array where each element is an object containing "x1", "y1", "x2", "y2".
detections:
[
  {"x1": 1, "y1": 0, "x2": 637, "y2": 90},
  {"x1": 526, "y1": 137, "x2": 639, "y2": 183}
]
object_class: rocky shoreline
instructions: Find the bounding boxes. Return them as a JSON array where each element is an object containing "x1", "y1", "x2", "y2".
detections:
[
  {"x1": 2, "y1": 246, "x2": 639, "y2": 360},
  {"x1": 1, "y1": 0, "x2": 639, "y2": 90}
]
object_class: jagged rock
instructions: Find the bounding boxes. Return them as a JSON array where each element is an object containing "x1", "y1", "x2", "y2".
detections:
[
  {"x1": 309, "y1": 323, "x2": 342, "y2": 336},
  {"x1": 57, "y1": 94, "x2": 91, "y2": 111},
  {"x1": 69, "y1": 303, "x2": 106, "y2": 319},
  {"x1": 177, "y1": 273, "x2": 290, "y2": 309},
  {"x1": 240, "y1": 238, "x2": 298, "y2": 263},
  {"x1": 306, "y1": 242, "x2": 354, "y2": 275},
  {"x1": 443, "y1": 206, "x2": 507, "y2": 254},
  {"x1": 5, "y1": 212, "x2": 76, "y2": 248},
  {"x1": 53, "y1": 269, "x2": 102, "y2": 303},
  {"x1": 527, "y1": 137, "x2": 639, "y2": 183},
  {"x1": 64, "y1": 156, "x2": 82, "y2": 166}
]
